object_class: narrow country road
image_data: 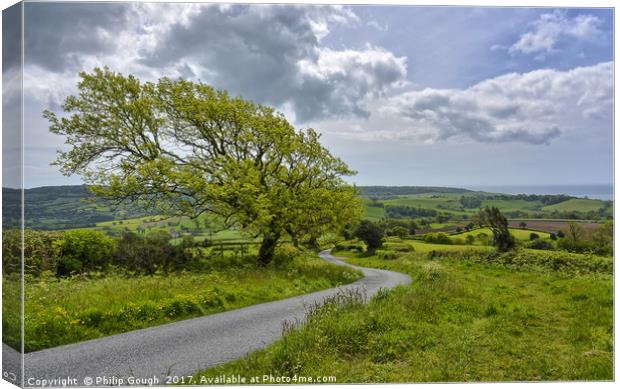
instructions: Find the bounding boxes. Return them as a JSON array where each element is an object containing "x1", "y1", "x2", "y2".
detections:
[{"x1": 6, "y1": 250, "x2": 411, "y2": 386}]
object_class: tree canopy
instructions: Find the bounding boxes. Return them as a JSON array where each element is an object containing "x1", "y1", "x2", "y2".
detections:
[{"x1": 45, "y1": 68, "x2": 363, "y2": 265}]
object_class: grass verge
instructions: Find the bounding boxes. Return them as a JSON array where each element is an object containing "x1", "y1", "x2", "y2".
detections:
[
  {"x1": 194, "y1": 248, "x2": 612, "y2": 382},
  {"x1": 2, "y1": 253, "x2": 362, "y2": 352}
]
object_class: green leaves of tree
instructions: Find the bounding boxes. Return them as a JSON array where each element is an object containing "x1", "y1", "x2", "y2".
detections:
[{"x1": 45, "y1": 68, "x2": 363, "y2": 264}]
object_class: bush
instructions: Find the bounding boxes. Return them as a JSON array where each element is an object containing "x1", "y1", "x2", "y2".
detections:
[
  {"x1": 557, "y1": 238, "x2": 597, "y2": 255},
  {"x1": 429, "y1": 248, "x2": 611, "y2": 275},
  {"x1": 55, "y1": 230, "x2": 116, "y2": 276},
  {"x1": 376, "y1": 250, "x2": 401, "y2": 260},
  {"x1": 3, "y1": 229, "x2": 62, "y2": 276},
  {"x1": 334, "y1": 240, "x2": 366, "y2": 252},
  {"x1": 273, "y1": 244, "x2": 302, "y2": 267},
  {"x1": 115, "y1": 231, "x2": 198, "y2": 275},
  {"x1": 526, "y1": 239, "x2": 554, "y2": 250},
  {"x1": 387, "y1": 226, "x2": 409, "y2": 238},
  {"x1": 424, "y1": 232, "x2": 452, "y2": 245},
  {"x1": 529, "y1": 232, "x2": 540, "y2": 240},
  {"x1": 384, "y1": 241, "x2": 414, "y2": 253}
]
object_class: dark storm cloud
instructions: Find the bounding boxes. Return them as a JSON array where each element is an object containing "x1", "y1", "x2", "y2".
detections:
[
  {"x1": 23, "y1": 2, "x2": 130, "y2": 72},
  {"x1": 3, "y1": 3, "x2": 22, "y2": 72}
]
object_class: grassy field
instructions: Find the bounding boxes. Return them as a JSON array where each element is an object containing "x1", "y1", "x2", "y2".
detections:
[
  {"x1": 196, "y1": 248, "x2": 612, "y2": 382},
  {"x1": 453, "y1": 227, "x2": 551, "y2": 241},
  {"x1": 542, "y1": 199, "x2": 607, "y2": 212},
  {"x1": 362, "y1": 192, "x2": 611, "y2": 222},
  {"x1": 3, "y1": 254, "x2": 361, "y2": 352},
  {"x1": 480, "y1": 199, "x2": 544, "y2": 212},
  {"x1": 364, "y1": 205, "x2": 386, "y2": 221}
]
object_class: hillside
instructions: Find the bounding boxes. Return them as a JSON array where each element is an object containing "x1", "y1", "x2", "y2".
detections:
[
  {"x1": 2, "y1": 185, "x2": 613, "y2": 231},
  {"x1": 358, "y1": 186, "x2": 472, "y2": 198},
  {"x1": 2, "y1": 186, "x2": 154, "y2": 230}
]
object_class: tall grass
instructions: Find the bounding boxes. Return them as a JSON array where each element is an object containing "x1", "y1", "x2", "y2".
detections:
[
  {"x1": 3, "y1": 254, "x2": 361, "y2": 352},
  {"x1": 197, "y1": 250, "x2": 612, "y2": 382}
]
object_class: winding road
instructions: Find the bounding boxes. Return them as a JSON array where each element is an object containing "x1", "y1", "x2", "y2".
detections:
[{"x1": 4, "y1": 250, "x2": 411, "y2": 386}]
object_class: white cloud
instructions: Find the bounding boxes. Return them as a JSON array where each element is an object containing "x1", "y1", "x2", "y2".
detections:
[
  {"x1": 23, "y1": 3, "x2": 406, "y2": 123},
  {"x1": 295, "y1": 45, "x2": 407, "y2": 120},
  {"x1": 140, "y1": 4, "x2": 404, "y2": 122},
  {"x1": 321, "y1": 62, "x2": 612, "y2": 146},
  {"x1": 509, "y1": 11, "x2": 604, "y2": 56},
  {"x1": 366, "y1": 20, "x2": 388, "y2": 32}
]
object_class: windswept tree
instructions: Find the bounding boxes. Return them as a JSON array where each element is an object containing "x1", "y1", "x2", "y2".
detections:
[
  {"x1": 45, "y1": 68, "x2": 362, "y2": 266},
  {"x1": 473, "y1": 206, "x2": 515, "y2": 252}
]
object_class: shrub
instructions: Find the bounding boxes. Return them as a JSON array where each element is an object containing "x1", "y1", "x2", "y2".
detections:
[
  {"x1": 273, "y1": 244, "x2": 302, "y2": 267},
  {"x1": 429, "y1": 248, "x2": 611, "y2": 275},
  {"x1": 334, "y1": 240, "x2": 366, "y2": 252},
  {"x1": 55, "y1": 230, "x2": 116, "y2": 276},
  {"x1": 3, "y1": 229, "x2": 62, "y2": 276},
  {"x1": 526, "y1": 239, "x2": 554, "y2": 250},
  {"x1": 557, "y1": 238, "x2": 597, "y2": 255},
  {"x1": 114, "y1": 231, "x2": 198, "y2": 275},
  {"x1": 529, "y1": 232, "x2": 540, "y2": 240},
  {"x1": 376, "y1": 250, "x2": 401, "y2": 260},
  {"x1": 424, "y1": 232, "x2": 451, "y2": 245},
  {"x1": 387, "y1": 226, "x2": 409, "y2": 238},
  {"x1": 384, "y1": 242, "x2": 414, "y2": 252}
]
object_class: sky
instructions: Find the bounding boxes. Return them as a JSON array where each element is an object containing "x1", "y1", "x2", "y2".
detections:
[{"x1": 1, "y1": 2, "x2": 614, "y2": 188}]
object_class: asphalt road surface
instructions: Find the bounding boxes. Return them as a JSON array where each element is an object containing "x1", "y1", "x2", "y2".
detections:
[{"x1": 6, "y1": 250, "x2": 411, "y2": 386}]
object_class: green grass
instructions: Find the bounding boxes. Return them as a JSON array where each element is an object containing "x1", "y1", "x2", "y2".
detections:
[
  {"x1": 3, "y1": 254, "x2": 362, "y2": 352},
  {"x1": 383, "y1": 196, "x2": 459, "y2": 209},
  {"x1": 453, "y1": 227, "x2": 551, "y2": 241},
  {"x1": 542, "y1": 199, "x2": 606, "y2": 213},
  {"x1": 410, "y1": 240, "x2": 492, "y2": 253},
  {"x1": 480, "y1": 199, "x2": 544, "y2": 212},
  {"x1": 196, "y1": 249, "x2": 612, "y2": 382},
  {"x1": 363, "y1": 205, "x2": 386, "y2": 221}
]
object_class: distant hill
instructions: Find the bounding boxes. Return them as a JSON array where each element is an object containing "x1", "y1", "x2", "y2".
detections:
[
  {"x1": 2, "y1": 185, "x2": 154, "y2": 230},
  {"x1": 3, "y1": 184, "x2": 473, "y2": 230},
  {"x1": 358, "y1": 186, "x2": 472, "y2": 198}
]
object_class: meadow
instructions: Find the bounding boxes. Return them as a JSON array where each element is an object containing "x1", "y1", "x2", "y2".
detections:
[
  {"x1": 196, "y1": 243, "x2": 613, "y2": 382},
  {"x1": 363, "y1": 192, "x2": 612, "y2": 223}
]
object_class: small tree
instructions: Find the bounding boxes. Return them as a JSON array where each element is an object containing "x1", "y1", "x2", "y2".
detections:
[
  {"x1": 550, "y1": 233, "x2": 557, "y2": 241},
  {"x1": 519, "y1": 222, "x2": 527, "y2": 229},
  {"x1": 474, "y1": 206, "x2": 515, "y2": 252},
  {"x1": 529, "y1": 232, "x2": 540, "y2": 240},
  {"x1": 354, "y1": 220, "x2": 384, "y2": 253},
  {"x1": 567, "y1": 222, "x2": 584, "y2": 242},
  {"x1": 557, "y1": 230, "x2": 566, "y2": 238}
]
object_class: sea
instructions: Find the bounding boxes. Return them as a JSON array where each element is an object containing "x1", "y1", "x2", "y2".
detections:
[{"x1": 464, "y1": 184, "x2": 614, "y2": 201}]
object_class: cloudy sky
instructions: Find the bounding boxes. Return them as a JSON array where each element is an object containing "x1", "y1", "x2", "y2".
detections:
[{"x1": 2, "y1": 2, "x2": 614, "y2": 188}]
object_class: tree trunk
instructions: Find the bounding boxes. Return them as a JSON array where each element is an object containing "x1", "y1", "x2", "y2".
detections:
[
  {"x1": 285, "y1": 226, "x2": 299, "y2": 248},
  {"x1": 306, "y1": 235, "x2": 319, "y2": 250},
  {"x1": 258, "y1": 231, "x2": 281, "y2": 266}
]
